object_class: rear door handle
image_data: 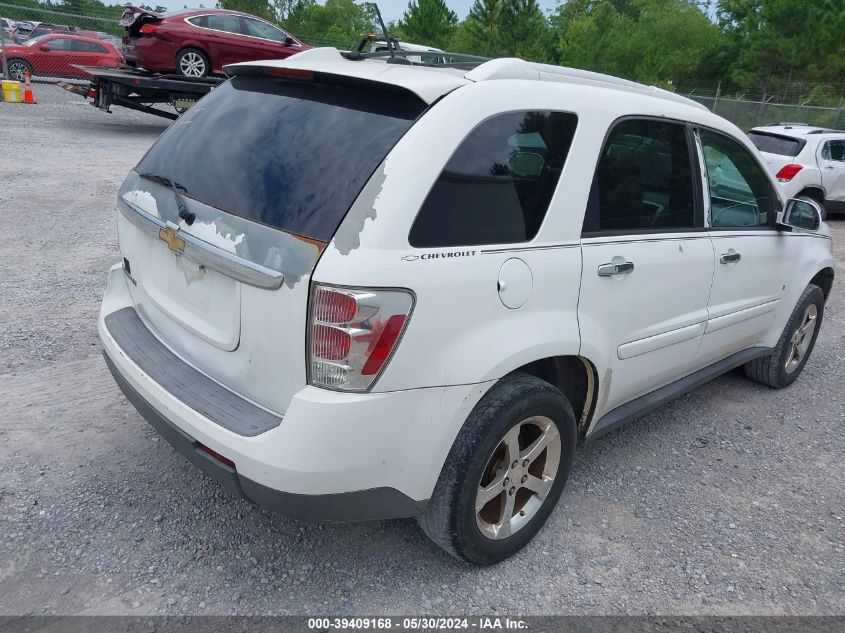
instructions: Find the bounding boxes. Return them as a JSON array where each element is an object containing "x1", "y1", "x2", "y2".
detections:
[
  {"x1": 597, "y1": 261, "x2": 634, "y2": 277},
  {"x1": 720, "y1": 252, "x2": 741, "y2": 264}
]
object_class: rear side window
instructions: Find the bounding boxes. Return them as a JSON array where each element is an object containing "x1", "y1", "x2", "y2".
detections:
[
  {"x1": 584, "y1": 119, "x2": 696, "y2": 233},
  {"x1": 822, "y1": 140, "x2": 845, "y2": 161},
  {"x1": 74, "y1": 40, "x2": 107, "y2": 53},
  {"x1": 206, "y1": 14, "x2": 242, "y2": 34},
  {"x1": 135, "y1": 76, "x2": 424, "y2": 242},
  {"x1": 409, "y1": 111, "x2": 577, "y2": 247},
  {"x1": 748, "y1": 131, "x2": 804, "y2": 157}
]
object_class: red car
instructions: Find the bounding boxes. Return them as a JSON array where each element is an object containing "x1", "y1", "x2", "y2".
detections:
[
  {"x1": 120, "y1": 7, "x2": 309, "y2": 78},
  {"x1": 3, "y1": 34, "x2": 124, "y2": 81}
]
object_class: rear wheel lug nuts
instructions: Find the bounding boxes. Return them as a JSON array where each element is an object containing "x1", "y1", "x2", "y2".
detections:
[
  {"x1": 503, "y1": 477, "x2": 510, "y2": 486},
  {"x1": 521, "y1": 475, "x2": 528, "y2": 484},
  {"x1": 509, "y1": 487, "x2": 515, "y2": 496},
  {"x1": 522, "y1": 459, "x2": 529, "y2": 467},
  {"x1": 511, "y1": 461, "x2": 518, "y2": 469}
]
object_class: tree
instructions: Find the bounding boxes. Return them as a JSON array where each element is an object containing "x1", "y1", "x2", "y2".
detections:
[
  {"x1": 497, "y1": 0, "x2": 549, "y2": 61},
  {"x1": 400, "y1": 0, "x2": 458, "y2": 49},
  {"x1": 283, "y1": 0, "x2": 373, "y2": 49},
  {"x1": 717, "y1": 0, "x2": 845, "y2": 101},
  {"x1": 552, "y1": 0, "x2": 722, "y2": 86},
  {"x1": 217, "y1": 0, "x2": 275, "y2": 21},
  {"x1": 464, "y1": 0, "x2": 501, "y2": 56}
]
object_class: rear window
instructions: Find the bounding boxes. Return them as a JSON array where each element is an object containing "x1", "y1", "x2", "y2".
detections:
[
  {"x1": 748, "y1": 131, "x2": 805, "y2": 157},
  {"x1": 135, "y1": 75, "x2": 425, "y2": 242}
]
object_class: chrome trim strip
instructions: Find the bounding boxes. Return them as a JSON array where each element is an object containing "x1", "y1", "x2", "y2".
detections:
[
  {"x1": 581, "y1": 234, "x2": 711, "y2": 246},
  {"x1": 118, "y1": 197, "x2": 285, "y2": 290}
]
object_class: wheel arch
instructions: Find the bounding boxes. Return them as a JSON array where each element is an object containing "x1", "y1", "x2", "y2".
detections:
[
  {"x1": 809, "y1": 267, "x2": 835, "y2": 301},
  {"x1": 795, "y1": 186, "x2": 826, "y2": 205},
  {"x1": 176, "y1": 44, "x2": 211, "y2": 63},
  {"x1": 506, "y1": 355, "x2": 599, "y2": 440}
]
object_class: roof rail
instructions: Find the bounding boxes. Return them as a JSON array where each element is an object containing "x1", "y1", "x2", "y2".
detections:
[{"x1": 464, "y1": 59, "x2": 707, "y2": 110}]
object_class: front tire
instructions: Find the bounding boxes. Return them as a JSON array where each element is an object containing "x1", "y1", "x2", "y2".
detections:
[
  {"x1": 418, "y1": 372, "x2": 577, "y2": 565},
  {"x1": 7, "y1": 58, "x2": 33, "y2": 82},
  {"x1": 176, "y1": 48, "x2": 210, "y2": 78},
  {"x1": 744, "y1": 284, "x2": 825, "y2": 388}
]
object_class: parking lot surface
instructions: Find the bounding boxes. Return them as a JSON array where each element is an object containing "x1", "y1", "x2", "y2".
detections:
[{"x1": 1, "y1": 85, "x2": 843, "y2": 616}]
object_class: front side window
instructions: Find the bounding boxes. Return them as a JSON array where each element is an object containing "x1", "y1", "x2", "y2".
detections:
[
  {"x1": 242, "y1": 17, "x2": 285, "y2": 41},
  {"x1": 46, "y1": 38, "x2": 73, "y2": 51},
  {"x1": 584, "y1": 118, "x2": 696, "y2": 233},
  {"x1": 409, "y1": 111, "x2": 578, "y2": 247},
  {"x1": 700, "y1": 129, "x2": 774, "y2": 228}
]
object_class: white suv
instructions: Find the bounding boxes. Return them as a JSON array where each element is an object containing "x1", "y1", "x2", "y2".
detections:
[
  {"x1": 748, "y1": 123, "x2": 845, "y2": 216},
  {"x1": 99, "y1": 50, "x2": 835, "y2": 564}
]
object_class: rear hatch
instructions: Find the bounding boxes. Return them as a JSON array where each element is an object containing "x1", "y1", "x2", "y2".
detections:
[
  {"x1": 116, "y1": 72, "x2": 425, "y2": 414},
  {"x1": 748, "y1": 130, "x2": 806, "y2": 176}
]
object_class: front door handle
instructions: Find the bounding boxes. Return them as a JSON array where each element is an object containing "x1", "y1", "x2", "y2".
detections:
[
  {"x1": 597, "y1": 261, "x2": 634, "y2": 277},
  {"x1": 720, "y1": 252, "x2": 741, "y2": 264}
]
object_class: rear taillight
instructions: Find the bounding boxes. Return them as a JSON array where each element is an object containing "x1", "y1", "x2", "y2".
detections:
[
  {"x1": 775, "y1": 164, "x2": 803, "y2": 182},
  {"x1": 139, "y1": 23, "x2": 158, "y2": 34},
  {"x1": 308, "y1": 284, "x2": 414, "y2": 391}
]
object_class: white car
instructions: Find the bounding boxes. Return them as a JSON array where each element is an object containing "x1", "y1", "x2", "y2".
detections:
[
  {"x1": 749, "y1": 123, "x2": 845, "y2": 216},
  {"x1": 99, "y1": 50, "x2": 835, "y2": 564}
]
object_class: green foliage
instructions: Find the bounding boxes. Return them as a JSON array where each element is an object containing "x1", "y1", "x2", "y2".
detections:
[
  {"x1": 717, "y1": 0, "x2": 845, "y2": 99},
  {"x1": 399, "y1": 0, "x2": 458, "y2": 49},
  {"x1": 217, "y1": 0, "x2": 275, "y2": 21},
  {"x1": 2, "y1": 0, "x2": 842, "y2": 106},
  {"x1": 552, "y1": 0, "x2": 722, "y2": 86},
  {"x1": 283, "y1": 0, "x2": 374, "y2": 48}
]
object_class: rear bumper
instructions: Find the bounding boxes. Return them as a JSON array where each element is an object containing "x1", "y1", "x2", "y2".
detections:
[
  {"x1": 103, "y1": 351, "x2": 426, "y2": 521},
  {"x1": 99, "y1": 264, "x2": 493, "y2": 521},
  {"x1": 124, "y1": 36, "x2": 177, "y2": 73}
]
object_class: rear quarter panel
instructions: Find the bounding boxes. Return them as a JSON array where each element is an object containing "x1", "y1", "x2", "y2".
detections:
[{"x1": 313, "y1": 81, "x2": 613, "y2": 392}]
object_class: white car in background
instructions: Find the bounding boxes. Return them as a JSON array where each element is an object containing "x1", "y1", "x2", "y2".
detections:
[{"x1": 748, "y1": 123, "x2": 845, "y2": 216}]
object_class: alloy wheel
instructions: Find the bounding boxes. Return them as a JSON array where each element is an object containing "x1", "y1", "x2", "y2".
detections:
[
  {"x1": 475, "y1": 416, "x2": 562, "y2": 540},
  {"x1": 8, "y1": 61, "x2": 27, "y2": 81},
  {"x1": 785, "y1": 303, "x2": 817, "y2": 374},
  {"x1": 179, "y1": 52, "x2": 206, "y2": 77}
]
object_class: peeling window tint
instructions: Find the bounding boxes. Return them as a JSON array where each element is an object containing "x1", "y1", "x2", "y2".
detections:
[{"x1": 135, "y1": 76, "x2": 424, "y2": 242}]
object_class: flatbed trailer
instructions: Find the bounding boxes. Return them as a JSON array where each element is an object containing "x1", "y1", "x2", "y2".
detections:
[{"x1": 60, "y1": 66, "x2": 224, "y2": 120}]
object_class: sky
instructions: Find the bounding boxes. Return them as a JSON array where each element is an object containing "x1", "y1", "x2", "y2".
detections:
[{"x1": 155, "y1": 1, "x2": 561, "y2": 24}]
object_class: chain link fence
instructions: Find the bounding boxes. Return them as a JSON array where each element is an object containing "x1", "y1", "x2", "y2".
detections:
[
  {"x1": 687, "y1": 94, "x2": 845, "y2": 132},
  {"x1": 0, "y1": 2, "x2": 124, "y2": 82},
  {"x1": 2, "y1": 2, "x2": 843, "y2": 133}
]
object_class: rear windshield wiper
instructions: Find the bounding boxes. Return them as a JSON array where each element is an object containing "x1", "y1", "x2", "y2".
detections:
[{"x1": 138, "y1": 172, "x2": 195, "y2": 225}]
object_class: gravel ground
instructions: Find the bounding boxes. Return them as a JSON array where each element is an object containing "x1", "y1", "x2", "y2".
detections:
[{"x1": 0, "y1": 84, "x2": 843, "y2": 617}]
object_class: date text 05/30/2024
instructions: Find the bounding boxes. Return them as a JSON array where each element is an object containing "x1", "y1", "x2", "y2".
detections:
[{"x1": 307, "y1": 617, "x2": 528, "y2": 630}]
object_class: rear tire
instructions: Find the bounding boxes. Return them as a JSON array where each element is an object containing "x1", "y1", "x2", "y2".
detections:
[
  {"x1": 743, "y1": 284, "x2": 824, "y2": 388},
  {"x1": 7, "y1": 58, "x2": 33, "y2": 82},
  {"x1": 176, "y1": 48, "x2": 210, "y2": 78},
  {"x1": 418, "y1": 372, "x2": 577, "y2": 565}
]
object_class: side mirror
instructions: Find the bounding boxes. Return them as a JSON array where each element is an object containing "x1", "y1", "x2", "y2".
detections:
[
  {"x1": 39, "y1": 44, "x2": 50, "y2": 51},
  {"x1": 284, "y1": 35, "x2": 297, "y2": 46},
  {"x1": 778, "y1": 197, "x2": 822, "y2": 232}
]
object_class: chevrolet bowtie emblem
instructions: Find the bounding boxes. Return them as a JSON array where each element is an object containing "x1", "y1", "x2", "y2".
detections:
[{"x1": 159, "y1": 226, "x2": 185, "y2": 253}]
